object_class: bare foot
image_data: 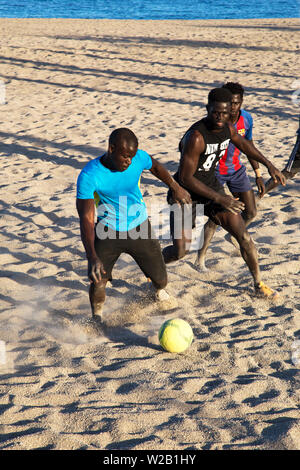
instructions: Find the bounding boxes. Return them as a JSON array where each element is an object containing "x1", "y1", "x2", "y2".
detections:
[{"x1": 194, "y1": 256, "x2": 208, "y2": 272}]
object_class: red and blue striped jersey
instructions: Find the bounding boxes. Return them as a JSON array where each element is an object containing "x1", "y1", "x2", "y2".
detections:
[{"x1": 218, "y1": 109, "x2": 253, "y2": 176}]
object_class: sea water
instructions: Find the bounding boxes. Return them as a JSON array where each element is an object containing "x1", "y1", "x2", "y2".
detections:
[{"x1": 0, "y1": 0, "x2": 298, "y2": 20}]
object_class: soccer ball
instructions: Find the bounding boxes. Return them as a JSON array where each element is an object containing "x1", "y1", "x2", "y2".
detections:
[{"x1": 158, "y1": 318, "x2": 193, "y2": 353}]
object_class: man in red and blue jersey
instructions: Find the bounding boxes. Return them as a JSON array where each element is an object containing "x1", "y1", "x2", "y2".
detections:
[
  {"x1": 196, "y1": 82, "x2": 266, "y2": 269},
  {"x1": 218, "y1": 82, "x2": 265, "y2": 222}
]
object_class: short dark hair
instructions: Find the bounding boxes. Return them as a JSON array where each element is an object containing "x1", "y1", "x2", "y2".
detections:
[
  {"x1": 109, "y1": 128, "x2": 138, "y2": 148},
  {"x1": 222, "y1": 82, "x2": 244, "y2": 98},
  {"x1": 208, "y1": 87, "x2": 232, "y2": 105}
]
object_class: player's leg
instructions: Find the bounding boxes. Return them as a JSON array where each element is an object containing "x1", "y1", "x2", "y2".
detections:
[
  {"x1": 224, "y1": 167, "x2": 255, "y2": 247},
  {"x1": 90, "y1": 237, "x2": 122, "y2": 318},
  {"x1": 224, "y1": 189, "x2": 257, "y2": 250},
  {"x1": 131, "y1": 239, "x2": 168, "y2": 298},
  {"x1": 259, "y1": 127, "x2": 299, "y2": 198},
  {"x1": 232, "y1": 189, "x2": 257, "y2": 227},
  {"x1": 195, "y1": 176, "x2": 230, "y2": 266},
  {"x1": 215, "y1": 210, "x2": 278, "y2": 298},
  {"x1": 89, "y1": 279, "x2": 109, "y2": 318},
  {"x1": 194, "y1": 218, "x2": 218, "y2": 270},
  {"x1": 162, "y1": 232, "x2": 192, "y2": 264},
  {"x1": 217, "y1": 211, "x2": 260, "y2": 283},
  {"x1": 126, "y1": 220, "x2": 170, "y2": 300},
  {"x1": 162, "y1": 204, "x2": 193, "y2": 264}
]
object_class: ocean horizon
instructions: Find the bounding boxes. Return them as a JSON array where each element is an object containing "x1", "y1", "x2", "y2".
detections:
[{"x1": 0, "y1": 0, "x2": 298, "y2": 20}]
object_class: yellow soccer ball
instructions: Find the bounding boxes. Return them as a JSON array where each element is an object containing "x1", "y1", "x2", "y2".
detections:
[{"x1": 158, "y1": 318, "x2": 193, "y2": 353}]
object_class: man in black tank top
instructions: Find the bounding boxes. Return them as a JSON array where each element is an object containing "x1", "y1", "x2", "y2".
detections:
[
  {"x1": 162, "y1": 88, "x2": 286, "y2": 298},
  {"x1": 176, "y1": 116, "x2": 232, "y2": 199}
]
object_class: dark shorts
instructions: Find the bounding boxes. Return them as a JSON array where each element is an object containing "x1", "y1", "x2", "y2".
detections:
[
  {"x1": 94, "y1": 218, "x2": 167, "y2": 283},
  {"x1": 167, "y1": 180, "x2": 226, "y2": 235},
  {"x1": 216, "y1": 165, "x2": 252, "y2": 193}
]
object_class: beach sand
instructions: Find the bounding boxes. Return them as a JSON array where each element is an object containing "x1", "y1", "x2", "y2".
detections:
[{"x1": 0, "y1": 17, "x2": 299, "y2": 451}]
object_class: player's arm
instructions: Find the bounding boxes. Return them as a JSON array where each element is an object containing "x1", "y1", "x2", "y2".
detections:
[
  {"x1": 149, "y1": 157, "x2": 192, "y2": 204},
  {"x1": 247, "y1": 139, "x2": 265, "y2": 196},
  {"x1": 259, "y1": 128, "x2": 300, "y2": 198},
  {"x1": 229, "y1": 124, "x2": 286, "y2": 186},
  {"x1": 76, "y1": 198, "x2": 105, "y2": 283},
  {"x1": 178, "y1": 130, "x2": 245, "y2": 214}
]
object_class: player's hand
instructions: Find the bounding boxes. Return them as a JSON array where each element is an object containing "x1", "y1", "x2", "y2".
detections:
[
  {"x1": 256, "y1": 176, "x2": 265, "y2": 197},
  {"x1": 88, "y1": 256, "x2": 106, "y2": 283},
  {"x1": 219, "y1": 195, "x2": 245, "y2": 214},
  {"x1": 171, "y1": 184, "x2": 192, "y2": 205},
  {"x1": 267, "y1": 164, "x2": 286, "y2": 186}
]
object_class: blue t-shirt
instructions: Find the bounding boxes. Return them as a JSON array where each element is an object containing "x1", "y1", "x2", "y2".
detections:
[{"x1": 76, "y1": 149, "x2": 152, "y2": 231}]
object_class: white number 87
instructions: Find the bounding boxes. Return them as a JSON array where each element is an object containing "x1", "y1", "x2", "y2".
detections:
[{"x1": 203, "y1": 149, "x2": 226, "y2": 170}]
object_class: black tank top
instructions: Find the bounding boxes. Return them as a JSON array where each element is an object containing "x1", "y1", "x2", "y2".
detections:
[{"x1": 175, "y1": 117, "x2": 231, "y2": 196}]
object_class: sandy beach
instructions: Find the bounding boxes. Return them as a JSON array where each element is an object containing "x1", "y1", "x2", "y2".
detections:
[{"x1": 0, "y1": 17, "x2": 299, "y2": 451}]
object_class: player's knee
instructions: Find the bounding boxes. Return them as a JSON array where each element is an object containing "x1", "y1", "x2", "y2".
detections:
[
  {"x1": 236, "y1": 230, "x2": 252, "y2": 248},
  {"x1": 245, "y1": 207, "x2": 257, "y2": 222}
]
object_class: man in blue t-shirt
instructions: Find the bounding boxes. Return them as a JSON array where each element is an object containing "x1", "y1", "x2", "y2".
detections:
[{"x1": 76, "y1": 127, "x2": 191, "y2": 319}]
